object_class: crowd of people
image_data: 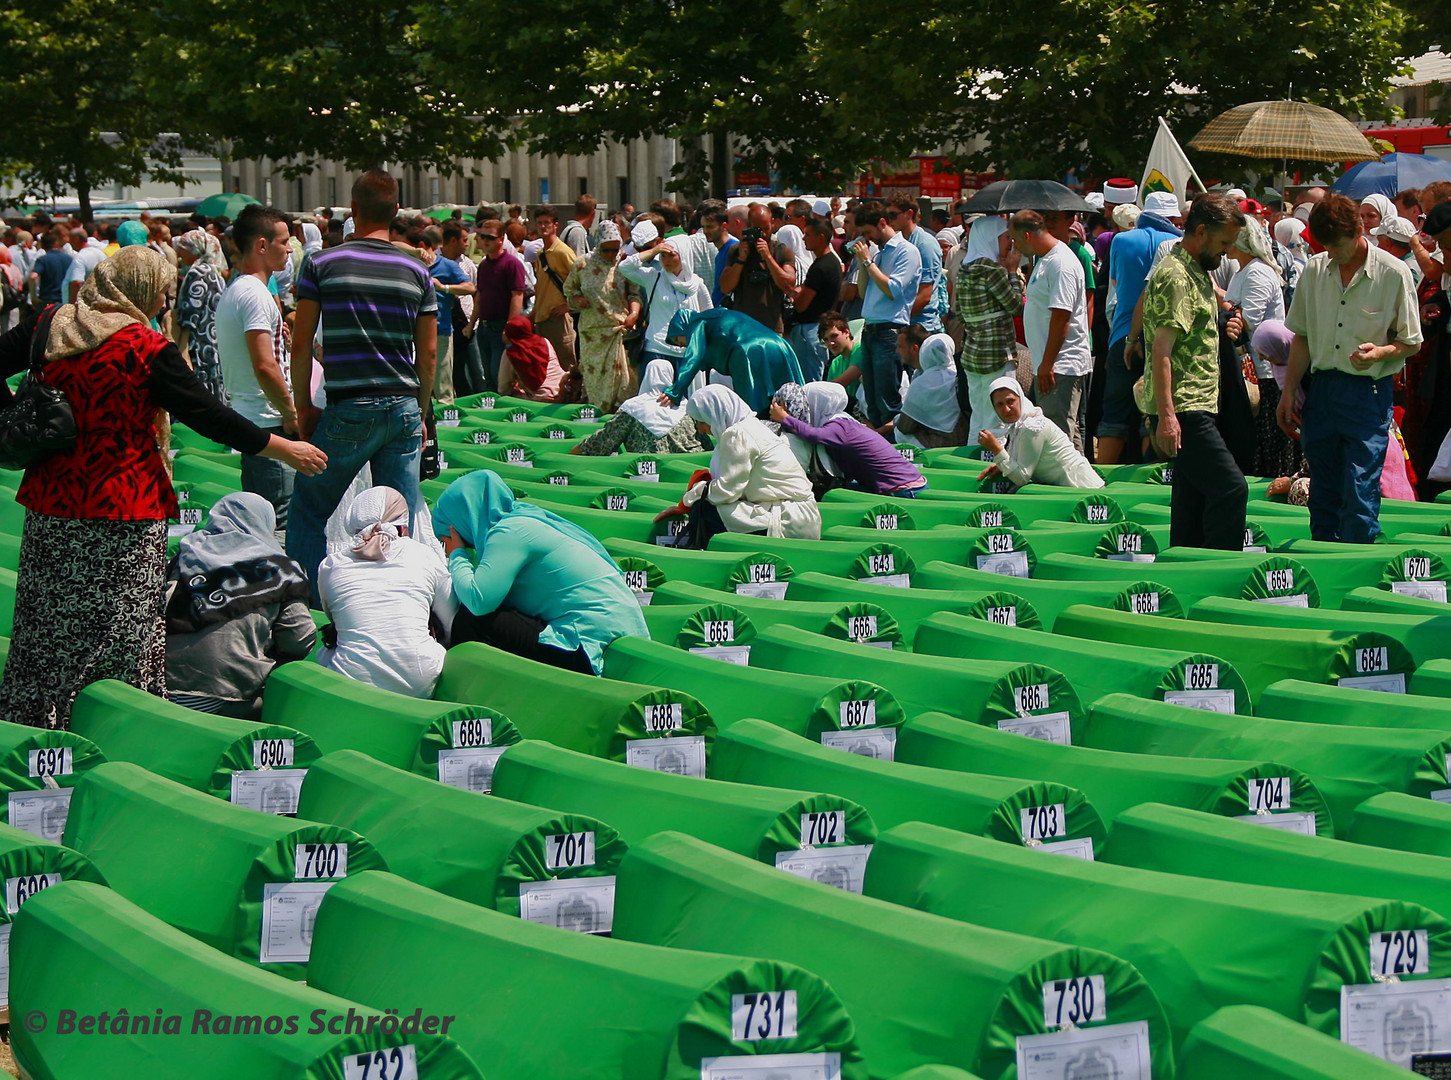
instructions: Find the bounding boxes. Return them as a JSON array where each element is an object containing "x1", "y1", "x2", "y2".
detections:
[{"x1": 1, "y1": 162, "x2": 1449, "y2": 728}]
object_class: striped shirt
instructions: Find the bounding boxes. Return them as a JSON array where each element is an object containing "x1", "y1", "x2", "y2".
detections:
[{"x1": 295, "y1": 238, "x2": 438, "y2": 401}]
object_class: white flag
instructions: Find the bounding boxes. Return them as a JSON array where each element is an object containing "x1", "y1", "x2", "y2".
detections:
[{"x1": 1140, "y1": 116, "x2": 1206, "y2": 202}]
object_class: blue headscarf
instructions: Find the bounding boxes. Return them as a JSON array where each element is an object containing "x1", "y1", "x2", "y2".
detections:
[{"x1": 432, "y1": 470, "x2": 620, "y2": 567}]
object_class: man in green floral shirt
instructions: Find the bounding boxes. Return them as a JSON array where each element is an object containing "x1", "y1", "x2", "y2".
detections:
[{"x1": 1140, "y1": 192, "x2": 1247, "y2": 549}]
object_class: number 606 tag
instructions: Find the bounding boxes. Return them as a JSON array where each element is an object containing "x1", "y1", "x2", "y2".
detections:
[
  {"x1": 1042, "y1": 975, "x2": 1106, "y2": 1028},
  {"x1": 1372, "y1": 929, "x2": 1429, "y2": 978},
  {"x1": 731, "y1": 990, "x2": 798, "y2": 1041}
]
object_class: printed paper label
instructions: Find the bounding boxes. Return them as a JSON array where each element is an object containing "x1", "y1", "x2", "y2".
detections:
[
  {"x1": 626, "y1": 735, "x2": 706, "y2": 777},
  {"x1": 998, "y1": 713, "x2": 1072, "y2": 744},
  {"x1": 1016, "y1": 1020, "x2": 1151, "y2": 1080},
  {"x1": 0, "y1": 923, "x2": 11, "y2": 1009},
  {"x1": 690, "y1": 646, "x2": 751, "y2": 665},
  {"x1": 1108, "y1": 552, "x2": 1157, "y2": 563},
  {"x1": 1341, "y1": 977, "x2": 1451, "y2": 1067},
  {"x1": 7, "y1": 788, "x2": 71, "y2": 842},
  {"x1": 735, "y1": 582, "x2": 789, "y2": 600},
  {"x1": 775, "y1": 844, "x2": 871, "y2": 893},
  {"x1": 731, "y1": 991, "x2": 798, "y2": 1041},
  {"x1": 437, "y1": 746, "x2": 509, "y2": 793},
  {"x1": 1393, "y1": 580, "x2": 1448, "y2": 602},
  {"x1": 342, "y1": 1046, "x2": 417, "y2": 1080},
  {"x1": 700, "y1": 1052, "x2": 841, "y2": 1080},
  {"x1": 1235, "y1": 811, "x2": 1318, "y2": 835},
  {"x1": 1042, "y1": 975, "x2": 1107, "y2": 1027},
  {"x1": 977, "y1": 550, "x2": 1030, "y2": 578},
  {"x1": 858, "y1": 573, "x2": 911, "y2": 588},
  {"x1": 820, "y1": 729, "x2": 897, "y2": 759},
  {"x1": 1038, "y1": 837, "x2": 1096, "y2": 860},
  {"x1": 259, "y1": 881, "x2": 334, "y2": 963},
  {"x1": 1340, "y1": 673, "x2": 1407, "y2": 694},
  {"x1": 27, "y1": 747, "x2": 72, "y2": 779},
  {"x1": 230, "y1": 769, "x2": 306, "y2": 815},
  {"x1": 1163, "y1": 689, "x2": 1236, "y2": 713},
  {"x1": 518, "y1": 876, "x2": 614, "y2": 934},
  {"x1": 1255, "y1": 593, "x2": 1310, "y2": 607}
]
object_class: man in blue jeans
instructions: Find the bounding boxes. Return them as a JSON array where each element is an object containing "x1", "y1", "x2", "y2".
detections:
[
  {"x1": 849, "y1": 199, "x2": 922, "y2": 426},
  {"x1": 288, "y1": 168, "x2": 438, "y2": 602}
]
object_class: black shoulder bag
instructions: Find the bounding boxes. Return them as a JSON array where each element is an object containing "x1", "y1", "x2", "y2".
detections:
[{"x1": 0, "y1": 305, "x2": 76, "y2": 471}]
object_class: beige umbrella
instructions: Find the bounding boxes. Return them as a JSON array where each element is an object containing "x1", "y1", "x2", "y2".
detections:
[{"x1": 1188, "y1": 99, "x2": 1378, "y2": 164}]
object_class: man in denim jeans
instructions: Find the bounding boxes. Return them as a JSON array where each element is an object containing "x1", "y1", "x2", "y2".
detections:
[
  {"x1": 288, "y1": 168, "x2": 438, "y2": 602},
  {"x1": 849, "y1": 199, "x2": 922, "y2": 426}
]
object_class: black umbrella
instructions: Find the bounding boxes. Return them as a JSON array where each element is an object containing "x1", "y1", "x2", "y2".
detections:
[{"x1": 959, "y1": 180, "x2": 1092, "y2": 214}]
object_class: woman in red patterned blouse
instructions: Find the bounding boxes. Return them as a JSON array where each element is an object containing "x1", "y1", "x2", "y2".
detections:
[{"x1": 0, "y1": 245, "x2": 326, "y2": 728}]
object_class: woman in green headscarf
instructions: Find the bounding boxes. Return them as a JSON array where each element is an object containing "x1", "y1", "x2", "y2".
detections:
[{"x1": 433, "y1": 470, "x2": 650, "y2": 674}]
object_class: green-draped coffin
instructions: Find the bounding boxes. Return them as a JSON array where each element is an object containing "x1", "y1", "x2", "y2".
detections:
[
  {"x1": 10, "y1": 881, "x2": 484, "y2": 1080},
  {"x1": 614, "y1": 831, "x2": 1173, "y2": 1080},
  {"x1": 1191, "y1": 594, "x2": 1451, "y2": 668},
  {"x1": 1034, "y1": 552, "x2": 1320, "y2": 608},
  {"x1": 296, "y1": 750, "x2": 624, "y2": 924},
  {"x1": 865, "y1": 821, "x2": 1451, "y2": 1046},
  {"x1": 61, "y1": 762, "x2": 386, "y2": 979},
  {"x1": 1176, "y1": 1005, "x2": 1414, "y2": 1079},
  {"x1": 1348, "y1": 792, "x2": 1451, "y2": 858},
  {"x1": 435, "y1": 642, "x2": 715, "y2": 776},
  {"x1": 0, "y1": 717, "x2": 105, "y2": 844},
  {"x1": 307, "y1": 870, "x2": 866, "y2": 1080},
  {"x1": 784, "y1": 570, "x2": 1048, "y2": 634},
  {"x1": 913, "y1": 561, "x2": 1185, "y2": 621},
  {"x1": 650, "y1": 579, "x2": 907, "y2": 646},
  {"x1": 897, "y1": 712, "x2": 1333, "y2": 831}
]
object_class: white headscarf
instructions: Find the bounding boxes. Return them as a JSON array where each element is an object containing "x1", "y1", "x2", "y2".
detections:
[
  {"x1": 804, "y1": 381, "x2": 851, "y2": 427},
  {"x1": 301, "y1": 222, "x2": 323, "y2": 255},
  {"x1": 344, "y1": 486, "x2": 411, "y2": 562},
  {"x1": 988, "y1": 374, "x2": 1046, "y2": 428},
  {"x1": 630, "y1": 220, "x2": 659, "y2": 248},
  {"x1": 901, "y1": 333, "x2": 963, "y2": 434},
  {"x1": 1231, "y1": 217, "x2": 1281, "y2": 279},
  {"x1": 965, "y1": 216, "x2": 1007, "y2": 265},
  {"x1": 618, "y1": 359, "x2": 689, "y2": 437},
  {"x1": 1361, "y1": 193, "x2": 1397, "y2": 233},
  {"x1": 687, "y1": 385, "x2": 755, "y2": 473},
  {"x1": 597, "y1": 220, "x2": 622, "y2": 244},
  {"x1": 1274, "y1": 217, "x2": 1307, "y2": 252},
  {"x1": 775, "y1": 224, "x2": 811, "y2": 284}
]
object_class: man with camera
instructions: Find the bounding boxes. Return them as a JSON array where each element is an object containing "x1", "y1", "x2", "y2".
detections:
[{"x1": 718, "y1": 203, "x2": 796, "y2": 334}]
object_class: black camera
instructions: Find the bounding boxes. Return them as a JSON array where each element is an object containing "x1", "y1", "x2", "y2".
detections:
[{"x1": 742, "y1": 226, "x2": 765, "y2": 246}]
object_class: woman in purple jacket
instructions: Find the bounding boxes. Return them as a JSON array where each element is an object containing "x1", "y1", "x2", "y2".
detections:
[{"x1": 769, "y1": 381, "x2": 928, "y2": 497}]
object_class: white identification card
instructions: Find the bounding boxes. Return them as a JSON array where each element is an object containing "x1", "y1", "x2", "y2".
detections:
[
  {"x1": 731, "y1": 990, "x2": 798, "y2": 1041},
  {"x1": 800, "y1": 810, "x2": 846, "y2": 846},
  {"x1": 437, "y1": 746, "x2": 509, "y2": 793},
  {"x1": 1021, "y1": 804, "x2": 1067, "y2": 842},
  {"x1": 775, "y1": 844, "x2": 871, "y2": 894},
  {"x1": 1247, "y1": 776, "x2": 1292, "y2": 811},
  {"x1": 0, "y1": 923, "x2": 11, "y2": 1010},
  {"x1": 690, "y1": 646, "x2": 751, "y2": 665},
  {"x1": 1340, "y1": 673, "x2": 1407, "y2": 694},
  {"x1": 642, "y1": 702, "x2": 684, "y2": 733},
  {"x1": 230, "y1": 769, "x2": 307, "y2": 815},
  {"x1": 859, "y1": 573, "x2": 911, "y2": 589},
  {"x1": 1038, "y1": 837, "x2": 1096, "y2": 860},
  {"x1": 838, "y1": 699, "x2": 877, "y2": 729},
  {"x1": 259, "y1": 881, "x2": 334, "y2": 963},
  {"x1": 518, "y1": 876, "x2": 615, "y2": 934},
  {"x1": 252, "y1": 738, "x2": 295, "y2": 769},
  {"x1": 477, "y1": 396, "x2": 496, "y2": 408},
  {"x1": 1393, "y1": 580, "x2": 1448, "y2": 602},
  {"x1": 1243, "y1": 545, "x2": 1268, "y2": 553},
  {"x1": 978, "y1": 510, "x2": 1004, "y2": 528},
  {"x1": 820, "y1": 729, "x2": 897, "y2": 760},
  {"x1": 1015, "y1": 683, "x2": 1052, "y2": 714},
  {"x1": 604, "y1": 494, "x2": 629, "y2": 511},
  {"x1": 985, "y1": 605, "x2": 1018, "y2": 626},
  {"x1": 862, "y1": 640, "x2": 895, "y2": 650},
  {"x1": 7, "y1": 788, "x2": 72, "y2": 842},
  {"x1": 634, "y1": 591, "x2": 655, "y2": 606},
  {"x1": 626, "y1": 735, "x2": 706, "y2": 777},
  {"x1": 1371, "y1": 930, "x2": 1430, "y2": 978},
  {"x1": 1127, "y1": 591, "x2": 1160, "y2": 615},
  {"x1": 166, "y1": 522, "x2": 197, "y2": 540},
  {"x1": 1341, "y1": 977, "x2": 1451, "y2": 1066},
  {"x1": 452, "y1": 716, "x2": 494, "y2": 748},
  {"x1": 700, "y1": 1052, "x2": 841, "y2": 1080},
  {"x1": 342, "y1": 1046, "x2": 418, "y2": 1080},
  {"x1": 977, "y1": 550, "x2": 1030, "y2": 578},
  {"x1": 1042, "y1": 975, "x2": 1107, "y2": 1027},
  {"x1": 544, "y1": 830, "x2": 596, "y2": 870},
  {"x1": 846, "y1": 614, "x2": 878, "y2": 639},
  {"x1": 27, "y1": 747, "x2": 72, "y2": 779},
  {"x1": 4, "y1": 873, "x2": 59, "y2": 914},
  {"x1": 998, "y1": 713, "x2": 1072, "y2": 745},
  {"x1": 1235, "y1": 811, "x2": 1318, "y2": 835},
  {"x1": 1163, "y1": 689, "x2": 1236, "y2": 713},
  {"x1": 439, "y1": 407, "x2": 461, "y2": 426},
  {"x1": 735, "y1": 582, "x2": 789, "y2": 600},
  {"x1": 293, "y1": 842, "x2": 348, "y2": 880},
  {"x1": 1016, "y1": 1020, "x2": 1152, "y2": 1080},
  {"x1": 1255, "y1": 593, "x2": 1310, "y2": 607},
  {"x1": 1086, "y1": 504, "x2": 1111, "y2": 523},
  {"x1": 1108, "y1": 552, "x2": 1156, "y2": 563}
]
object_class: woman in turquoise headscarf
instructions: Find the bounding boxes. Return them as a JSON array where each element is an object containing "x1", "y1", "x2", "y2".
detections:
[
  {"x1": 660, "y1": 307, "x2": 804, "y2": 412},
  {"x1": 433, "y1": 470, "x2": 650, "y2": 674}
]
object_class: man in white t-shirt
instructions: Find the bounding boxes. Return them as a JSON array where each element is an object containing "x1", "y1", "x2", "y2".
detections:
[
  {"x1": 65, "y1": 228, "x2": 106, "y2": 302},
  {"x1": 1012, "y1": 210, "x2": 1093, "y2": 451},
  {"x1": 215, "y1": 204, "x2": 296, "y2": 532}
]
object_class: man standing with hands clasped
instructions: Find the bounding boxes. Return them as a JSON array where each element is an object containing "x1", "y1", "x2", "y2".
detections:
[
  {"x1": 1278, "y1": 193, "x2": 1421, "y2": 542},
  {"x1": 1140, "y1": 193, "x2": 1248, "y2": 549}
]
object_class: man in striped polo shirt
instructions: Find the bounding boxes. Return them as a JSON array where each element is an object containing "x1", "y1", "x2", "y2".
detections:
[{"x1": 287, "y1": 168, "x2": 438, "y2": 601}]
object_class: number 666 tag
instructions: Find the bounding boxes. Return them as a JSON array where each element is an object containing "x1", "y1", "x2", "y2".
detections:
[{"x1": 1042, "y1": 975, "x2": 1106, "y2": 1028}]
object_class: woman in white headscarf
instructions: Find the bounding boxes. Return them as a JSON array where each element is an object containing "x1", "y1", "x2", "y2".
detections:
[
  {"x1": 1272, "y1": 217, "x2": 1308, "y2": 294},
  {"x1": 1225, "y1": 217, "x2": 1285, "y2": 353},
  {"x1": 895, "y1": 332, "x2": 968, "y2": 448},
  {"x1": 662, "y1": 385, "x2": 820, "y2": 545},
  {"x1": 775, "y1": 224, "x2": 812, "y2": 286},
  {"x1": 316, "y1": 485, "x2": 457, "y2": 698},
  {"x1": 1359, "y1": 193, "x2": 1398, "y2": 240},
  {"x1": 977, "y1": 375, "x2": 1103, "y2": 489},
  {"x1": 952, "y1": 215, "x2": 1023, "y2": 434},
  {"x1": 565, "y1": 219, "x2": 642, "y2": 410},
  {"x1": 571, "y1": 358, "x2": 705, "y2": 456}
]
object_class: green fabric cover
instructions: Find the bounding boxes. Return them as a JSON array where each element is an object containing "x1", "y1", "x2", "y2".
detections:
[
  {"x1": 1163, "y1": 545, "x2": 1435, "y2": 608},
  {"x1": 865, "y1": 821, "x2": 1451, "y2": 1046},
  {"x1": 435, "y1": 642, "x2": 716, "y2": 770},
  {"x1": 888, "y1": 1068, "x2": 986, "y2": 1080},
  {"x1": 308, "y1": 870, "x2": 865, "y2": 1080},
  {"x1": 1035, "y1": 552, "x2": 1320, "y2": 608},
  {"x1": 614, "y1": 831, "x2": 1173, "y2": 1080},
  {"x1": 1412, "y1": 658, "x2": 1451, "y2": 698},
  {"x1": 1345, "y1": 583, "x2": 1451, "y2": 619},
  {"x1": 492, "y1": 740, "x2": 876, "y2": 867},
  {"x1": 1191, "y1": 594, "x2": 1451, "y2": 667},
  {"x1": 786, "y1": 571, "x2": 1045, "y2": 634},
  {"x1": 604, "y1": 637, "x2": 903, "y2": 745},
  {"x1": 0, "y1": 717, "x2": 105, "y2": 840},
  {"x1": 62, "y1": 762, "x2": 385, "y2": 979},
  {"x1": 262, "y1": 663, "x2": 518, "y2": 791},
  {"x1": 914, "y1": 611, "x2": 1253, "y2": 714},
  {"x1": 296, "y1": 750, "x2": 623, "y2": 918},
  {"x1": 1053, "y1": 603, "x2": 1413, "y2": 702},
  {"x1": 1348, "y1": 792, "x2": 1451, "y2": 858},
  {"x1": 605, "y1": 538, "x2": 796, "y2": 594},
  {"x1": 652, "y1": 579, "x2": 906, "y2": 645},
  {"x1": 712, "y1": 718, "x2": 1106, "y2": 853},
  {"x1": 747, "y1": 626, "x2": 1085, "y2": 734},
  {"x1": 710, "y1": 533, "x2": 918, "y2": 583},
  {"x1": 1080, "y1": 692, "x2": 1449, "y2": 833},
  {"x1": 11, "y1": 881, "x2": 483, "y2": 1080},
  {"x1": 915, "y1": 561, "x2": 1185, "y2": 621},
  {"x1": 640, "y1": 603, "x2": 758, "y2": 653},
  {"x1": 70, "y1": 679, "x2": 319, "y2": 805},
  {"x1": 897, "y1": 712, "x2": 1332, "y2": 829},
  {"x1": 1258, "y1": 679, "x2": 1451, "y2": 732},
  {"x1": 1106, "y1": 802, "x2": 1451, "y2": 923},
  {"x1": 1176, "y1": 1005, "x2": 1412, "y2": 1080}
]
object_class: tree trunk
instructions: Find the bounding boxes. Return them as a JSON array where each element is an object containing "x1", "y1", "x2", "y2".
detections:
[
  {"x1": 711, "y1": 131, "x2": 730, "y2": 199},
  {"x1": 75, "y1": 166, "x2": 92, "y2": 224}
]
